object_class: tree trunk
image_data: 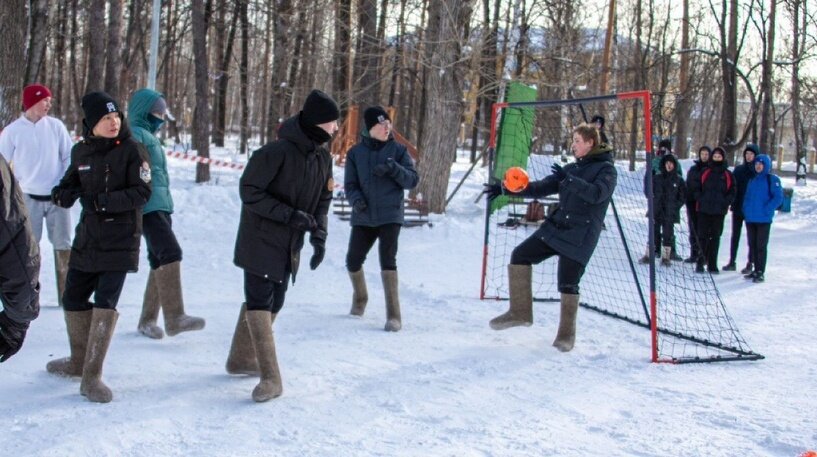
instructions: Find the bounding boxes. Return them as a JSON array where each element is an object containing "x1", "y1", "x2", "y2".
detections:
[
  {"x1": 353, "y1": 0, "x2": 380, "y2": 114},
  {"x1": 758, "y1": 0, "x2": 776, "y2": 155},
  {"x1": 104, "y1": 0, "x2": 124, "y2": 102},
  {"x1": 52, "y1": 1, "x2": 68, "y2": 120},
  {"x1": 259, "y1": 3, "x2": 272, "y2": 145},
  {"x1": 25, "y1": 0, "x2": 50, "y2": 85},
  {"x1": 0, "y1": 0, "x2": 26, "y2": 126},
  {"x1": 214, "y1": 1, "x2": 240, "y2": 147},
  {"x1": 239, "y1": 0, "x2": 249, "y2": 155},
  {"x1": 265, "y1": 0, "x2": 293, "y2": 141},
  {"x1": 192, "y1": 0, "x2": 211, "y2": 183},
  {"x1": 416, "y1": 0, "x2": 475, "y2": 213},
  {"x1": 718, "y1": 0, "x2": 739, "y2": 154},
  {"x1": 85, "y1": 0, "x2": 107, "y2": 94},
  {"x1": 333, "y1": 0, "x2": 351, "y2": 107},
  {"x1": 674, "y1": 0, "x2": 693, "y2": 158},
  {"x1": 788, "y1": 0, "x2": 806, "y2": 184}
]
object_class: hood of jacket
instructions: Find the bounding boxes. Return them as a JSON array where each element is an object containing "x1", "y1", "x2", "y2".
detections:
[
  {"x1": 128, "y1": 88, "x2": 164, "y2": 134},
  {"x1": 659, "y1": 153, "x2": 680, "y2": 175},
  {"x1": 278, "y1": 115, "x2": 319, "y2": 154},
  {"x1": 754, "y1": 154, "x2": 772, "y2": 176}
]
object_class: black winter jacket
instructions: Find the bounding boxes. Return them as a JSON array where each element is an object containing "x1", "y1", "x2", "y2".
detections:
[
  {"x1": 233, "y1": 115, "x2": 333, "y2": 283},
  {"x1": 731, "y1": 161, "x2": 756, "y2": 216},
  {"x1": 344, "y1": 133, "x2": 419, "y2": 227},
  {"x1": 685, "y1": 160, "x2": 707, "y2": 205},
  {"x1": 691, "y1": 161, "x2": 735, "y2": 215},
  {"x1": 519, "y1": 144, "x2": 617, "y2": 266},
  {"x1": 53, "y1": 123, "x2": 152, "y2": 272},
  {"x1": 0, "y1": 155, "x2": 40, "y2": 325},
  {"x1": 652, "y1": 155, "x2": 686, "y2": 223}
]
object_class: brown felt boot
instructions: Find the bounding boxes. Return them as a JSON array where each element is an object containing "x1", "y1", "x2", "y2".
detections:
[
  {"x1": 349, "y1": 270, "x2": 368, "y2": 316},
  {"x1": 156, "y1": 261, "x2": 205, "y2": 336},
  {"x1": 46, "y1": 310, "x2": 92, "y2": 377},
  {"x1": 489, "y1": 264, "x2": 533, "y2": 330},
  {"x1": 382, "y1": 271, "x2": 402, "y2": 332},
  {"x1": 661, "y1": 246, "x2": 672, "y2": 267},
  {"x1": 552, "y1": 293, "x2": 580, "y2": 352},
  {"x1": 54, "y1": 250, "x2": 71, "y2": 307},
  {"x1": 246, "y1": 310, "x2": 283, "y2": 402},
  {"x1": 138, "y1": 269, "x2": 164, "y2": 339},
  {"x1": 225, "y1": 303, "x2": 261, "y2": 375},
  {"x1": 80, "y1": 308, "x2": 118, "y2": 403}
]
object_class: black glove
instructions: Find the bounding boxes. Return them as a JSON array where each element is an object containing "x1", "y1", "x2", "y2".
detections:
[
  {"x1": 374, "y1": 158, "x2": 398, "y2": 177},
  {"x1": 289, "y1": 210, "x2": 317, "y2": 232},
  {"x1": 482, "y1": 183, "x2": 502, "y2": 201},
  {"x1": 0, "y1": 312, "x2": 28, "y2": 363},
  {"x1": 353, "y1": 199, "x2": 368, "y2": 213},
  {"x1": 51, "y1": 187, "x2": 79, "y2": 208},
  {"x1": 551, "y1": 163, "x2": 567, "y2": 181},
  {"x1": 309, "y1": 240, "x2": 326, "y2": 270},
  {"x1": 79, "y1": 192, "x2": 98, "y2": 211}
]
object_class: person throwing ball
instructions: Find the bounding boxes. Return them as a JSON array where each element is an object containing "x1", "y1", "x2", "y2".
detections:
[{"x1": 483, "y1": 124, "x2": 617, "y2": 352}]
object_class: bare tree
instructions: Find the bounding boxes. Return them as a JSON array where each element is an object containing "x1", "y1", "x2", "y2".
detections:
[
  {"x1": 192, "y1": 0, "x2": 211, "y2": 183},
  {"x1": 417, "y1": 0, "x2": 475, "y2": 213},
  {"x1": 239, "y1": 0, "x2": 249, "y2": 155},
  {"x1": 353, "y1": 0, "x2": 380, "y2": 112},
  {"x1": 757, "y1": 0, "x2": 777, "y2": 155},
  {"x1": 104, "y1": 0, "x2": 124, "y2": 101},
  {"x1": 25, "y1": 0, "x2": 50, "y2": 85},
  {"x1": 0, "y1": 0, "x2": 26, "y2": 126},
  {"x1": 86, "y1": 0, "x2": 107, "y2": 94},
  {"x1": 334, "y1": 0, "x2": 352, "y2": 106},
  {"x1": 785, "y1": 0, "x2": 809, "y2": 184},
  {"x1": 674, "y1": 0, "x2": 693, "y2": 158},
  {"x1": 265, "y1": 0, "x2": 293, "y2": 141}
]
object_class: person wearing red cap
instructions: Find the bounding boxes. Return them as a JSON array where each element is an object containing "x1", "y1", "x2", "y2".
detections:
[{"x1": 0, "y1": 84, "x2": 74, "y2": 307}]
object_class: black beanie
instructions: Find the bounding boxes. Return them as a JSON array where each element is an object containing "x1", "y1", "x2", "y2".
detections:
[
  {"x1": 300, "y1": 89, "x2": 340, "y2": 125},
  {"x1": 364, "y1": 106, "x2": 391, "y2": 131},
  {"x1": 591, "y1": 115, "x2": 605, "y2": 127},
  {"x1": 82, "y1": 91, "x2": 121, "y2": 131},
  {"x1": 658, "y1": 138, "x2": 672, "y2": 151}
]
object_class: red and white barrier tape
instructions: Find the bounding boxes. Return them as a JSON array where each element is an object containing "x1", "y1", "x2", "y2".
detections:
[{"x1": 165, "y1": 150, "x2": 245, "y2": 170}]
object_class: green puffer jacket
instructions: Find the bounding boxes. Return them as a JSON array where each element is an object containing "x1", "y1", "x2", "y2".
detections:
[{"x1": 128, "y1": 88, "x2": 172, "y2": 214}]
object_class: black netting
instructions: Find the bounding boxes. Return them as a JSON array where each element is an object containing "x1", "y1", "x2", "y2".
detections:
[{"x1": 481, "y1": 95, "x2": 763, "y2": 363}]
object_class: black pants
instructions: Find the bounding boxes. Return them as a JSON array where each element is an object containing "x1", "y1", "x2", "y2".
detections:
[
  {"x1": 244, "y1": 270, "x2": 290, "y2": 313},
  {"x1": 686, "y1": 203, "x2": 699, "y2": 258},
  {"x1": 746, "y1": 222, "x2": 771, "y2": 273},
  {"x1": 62, "y1": 269, "x2": 127, "y2": 311},
  {"x1": 728, "y1": 211, "x2": 748, "y2": 264},
  {"x1": 510, "y1": 234, "x2": 586, "y2": 295},
  {"x1": 697, "y1": 213, "x2": 726, "y2": 269},
  {"x1": 657, "y1": 217, "x2": 676, "y2": 248},
  {"x1": 142, "y1": 211, "x2": 183, "y2": 270},
  {"x1": 346, "y1": 224, "x2": 401, "y2": 272}
]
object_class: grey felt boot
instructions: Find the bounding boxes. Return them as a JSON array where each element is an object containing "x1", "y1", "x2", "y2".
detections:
[
  {"x1": 156, "y1": 261, "x2": 205, "y2": 336},
  {"x1": 489, "y1": 264, "x2": 533, "y2": 330},
  {"x1": 552, "y1": 293, "x2": 580, "y2": 352},
  {"x1": 80, "y1": 308, "x2": 118, "y2": 403},
  {"x1": 138, "y1": 269, "x2": 164, "y2": 339},
  {"x1": 382, "y1": 271, "x2": 402, "y2": 332},
  {"x1": 225, "y1": 303, "x2": 261, "y2": 376},
  {"x1": 54, "y1": 250, "x2": 71, "y2": 307},
  {"x1": 349, "y1": 270, "x2": 368, "y2": 316},
  {"x1": 246, "y1": 310, "x2": 283, "y2": 402},
  {"x1": 46, "y1": 310, "x2": 92, "y2": 377}
]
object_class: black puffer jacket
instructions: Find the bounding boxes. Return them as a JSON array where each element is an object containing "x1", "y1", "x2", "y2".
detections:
[
  {"x1": 233, "y1": 115, "x2": 333, "y2": 283},
  {"x1": 344, "y1": 132, "x2": 419, "y2": 227},
  {"x1": 521, "y1": 143, "x2": 617, "y2": 266},
  {"x1": 653, "y1": 154, "x2": 686, "y2": 223},
  {"x1": 685, "y1": 159, "x2": 707, "y2": 206},
  {"x1": 731, "y1": 161, "x2": 756, "y2": 216},
  {"x1": 53, "y1": 123, "x2": 152, "y2": 272},
  {"x1": 691, "y1": 160, "x2": 735, "y2": 215},
  {"x1": 0, "y1": 155, "x2": 40, "y2": 325}
]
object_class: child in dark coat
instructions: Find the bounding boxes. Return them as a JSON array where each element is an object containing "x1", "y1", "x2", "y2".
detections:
[{"x1": 653, "y1": 154, "x2": 686, "y2": 265}]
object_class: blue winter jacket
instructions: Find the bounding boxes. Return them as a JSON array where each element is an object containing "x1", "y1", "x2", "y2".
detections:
[
  {"x1": 344, "y1": 131, "x2": 419, "y2": 227},
  {"x1": 742, "y1": 154, "x2": 783, "y2": 223},
  {"x1": 128, "y1": 88, "x2": 172, "y2": 214}
]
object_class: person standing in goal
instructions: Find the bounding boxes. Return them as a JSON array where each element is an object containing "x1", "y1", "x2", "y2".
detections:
[{"x1": 483, "y1": 124, "x2": 617, "y2": 352}]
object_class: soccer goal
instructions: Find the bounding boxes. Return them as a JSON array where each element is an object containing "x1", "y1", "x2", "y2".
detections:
[{"x1": 480, "y1": 84, "x2": 763, "y2": 364}]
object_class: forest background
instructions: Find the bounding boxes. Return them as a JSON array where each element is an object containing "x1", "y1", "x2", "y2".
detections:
[{"x1": 0, "y1": 0, "x2": 815, "y2": 212}]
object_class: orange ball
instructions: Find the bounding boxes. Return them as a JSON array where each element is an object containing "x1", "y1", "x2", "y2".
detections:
[{"x1": 503, "y1": 166, "x2": 529, "y2": 193}]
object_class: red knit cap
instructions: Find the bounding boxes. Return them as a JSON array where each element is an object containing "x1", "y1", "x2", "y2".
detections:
[{"x1": 22, "y1": 84, "x2": 52, "y2": 111}]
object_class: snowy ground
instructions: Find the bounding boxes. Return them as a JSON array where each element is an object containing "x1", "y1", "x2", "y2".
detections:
[{"x1": 1, "y1": 147, "x2": 816, "y2": 456}]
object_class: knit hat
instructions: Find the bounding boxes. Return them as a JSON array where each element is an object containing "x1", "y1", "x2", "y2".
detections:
[
  {"x1": 744, "y1": 143, "x2": 760, "y2": 159},
  {"x1": 22, "y1": 84, "x2": 52, "y2": 111},
  {"x1": 590, "y1": 115, "x2": 605, "y2": 127},
  {"x1": 364, "y1": 106, "x2": 391, "y2": 131},
  {"x1": 81, "y1": 91, "x2": 121, "y2": 131},
  {"x1": 658, "y1": 138, "x2": 672, "y2": 151},
  {"x1": 300, "y1": 89, "x2": 340, "y2": 126}
]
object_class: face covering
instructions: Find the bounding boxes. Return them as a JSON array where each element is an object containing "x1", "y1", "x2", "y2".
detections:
[{"x1": 148, "y1": 113, "x2": 165, "y2": 133}]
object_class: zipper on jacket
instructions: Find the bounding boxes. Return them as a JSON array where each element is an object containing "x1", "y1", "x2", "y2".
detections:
[{"x1": 105, "y1": 164, "x2": 111, "y2": 193}]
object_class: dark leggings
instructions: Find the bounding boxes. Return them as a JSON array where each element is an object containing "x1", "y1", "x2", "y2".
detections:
[
  {"x1": 142, "y1": 211, "x2": 183, "y2": 270},
  {"x1": 510, "y1": 234, "x2": 586, "y2": 295},
  {"x1": 746, "y1": 222, "x2": 771, "y2": 273},
  {"x1": 728, "y1": 211, "x2": 748, "y2": 264},
  {"x1": 346, "y1": 224, "x2": 401, "y2": 272},
  {"x1": 62, "y1": 269, "x2": 127, "y2": 311},
  {"x1": 697, "y1": 213, "x2": 726, "y2": 269},
  {"x1": 244, "y1": 270, "x2": 290, "y2": 314}
]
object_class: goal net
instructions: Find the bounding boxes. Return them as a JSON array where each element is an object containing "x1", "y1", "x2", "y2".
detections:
[{"x1": 480, "y1": 84, "x2": 763, "y2": 364}]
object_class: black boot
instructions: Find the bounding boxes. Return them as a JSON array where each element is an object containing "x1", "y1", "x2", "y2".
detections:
[
  {"x1": 752, "y1": 272, "x2": 765, "y2": 283},
  {"x1": 740, "y1": 262, "x2": 754, "y2": 275},
  {"x1": 722, "y1": 261, "x2": 736, "y2": 271}
]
